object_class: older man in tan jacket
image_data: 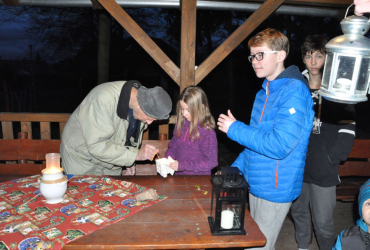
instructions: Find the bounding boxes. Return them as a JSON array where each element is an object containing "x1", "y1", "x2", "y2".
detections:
[{"x1": 60, "y1": 80, "x2": 172, "y2": 176}]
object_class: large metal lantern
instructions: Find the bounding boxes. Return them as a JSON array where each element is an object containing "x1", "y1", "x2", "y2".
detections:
[
  {"x1": 208, "y1": 167, "x2": 249, "y2": 236},
  {"x1": 319, "y1": 11, "x2": 370, "y2": 104}
]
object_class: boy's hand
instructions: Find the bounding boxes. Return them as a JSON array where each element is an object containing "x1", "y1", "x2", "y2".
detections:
[
  {"x1": 354, "y1": 0, "x2": 370, "y2": 16},
  {"x1": 169, "y1": 160, "x2": 179, "y2": 171},
  {"x1": 217, "y1": 110, "x2": 236, "y2": 134},
  {"x1": 136, "y1": 144, "x2": 159, "y2": 161}
]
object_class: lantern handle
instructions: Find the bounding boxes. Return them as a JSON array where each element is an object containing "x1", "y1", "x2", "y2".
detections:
[{"x1": 345, "y1": 3, "x2": 354, "y2": 18}]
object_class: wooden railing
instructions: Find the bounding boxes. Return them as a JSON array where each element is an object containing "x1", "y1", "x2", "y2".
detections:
[
  {"x1": 0, "y1": 112, "x2": 175, "y2": 140},
  {"x1": 3, "y1": 112, "x2": 369, "y2": 190},
  {"x1": 0, "y1": 112, "x2": 175, "y2": 175},
  {"x1": 0, "y1": 113, "x2": 70, "y2": 140}
]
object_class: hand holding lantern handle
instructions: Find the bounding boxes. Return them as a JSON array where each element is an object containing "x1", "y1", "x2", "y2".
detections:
[{"x1": 354, "y1": 0, "x2": 370, "y2": 16}]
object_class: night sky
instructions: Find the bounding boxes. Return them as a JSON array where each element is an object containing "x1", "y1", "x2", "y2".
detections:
[{"x1": 0, "y1": 8, "x2": 41, "y2": 60}]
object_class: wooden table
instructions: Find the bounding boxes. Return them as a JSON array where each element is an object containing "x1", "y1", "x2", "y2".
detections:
[{"x1": 0, "y1": 175, "x2": 266, "y2": 249}]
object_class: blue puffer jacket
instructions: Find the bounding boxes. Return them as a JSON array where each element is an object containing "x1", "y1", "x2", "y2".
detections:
[{"x1": 228, "y1": 66, "x2": 314, "y2": 203}]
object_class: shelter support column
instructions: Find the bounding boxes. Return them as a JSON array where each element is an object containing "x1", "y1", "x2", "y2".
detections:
[{"x1": 180, "y1": 0, "x2": 197, "y2": 92}]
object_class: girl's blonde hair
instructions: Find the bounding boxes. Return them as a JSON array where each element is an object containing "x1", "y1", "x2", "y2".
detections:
[{"x1": 175, "y1": 86, "x2": 215, "y2": 141}]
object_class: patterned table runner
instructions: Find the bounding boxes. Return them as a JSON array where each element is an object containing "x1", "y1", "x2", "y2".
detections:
[{"x1": 0, "y1": 175, "x2": 167, "y2": 250}]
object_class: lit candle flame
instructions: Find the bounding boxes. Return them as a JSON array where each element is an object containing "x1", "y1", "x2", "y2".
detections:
[{"x1": 42, "y1": 166, "x2": 63, "y2": 174}]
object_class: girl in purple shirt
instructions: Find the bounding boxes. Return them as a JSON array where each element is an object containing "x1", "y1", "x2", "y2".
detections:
[{"x1": 164, "y1": 86, "x2": 218, "y2": 175}]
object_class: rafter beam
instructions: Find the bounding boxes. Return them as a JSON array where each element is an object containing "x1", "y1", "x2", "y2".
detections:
[
  {"x1": 180, "y1": 0, "x2": 197, "y2": 91},
  {"x1": 195, "y1": 0, "x2": 285, "y2": 85},
  {"x1": 97, "y1": 0, "x2": 180, "y2": 85}
]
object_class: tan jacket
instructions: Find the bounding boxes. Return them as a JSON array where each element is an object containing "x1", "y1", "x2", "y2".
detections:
[{"x1": 60, "y1": 81, "x2": 147, "y2": 175}]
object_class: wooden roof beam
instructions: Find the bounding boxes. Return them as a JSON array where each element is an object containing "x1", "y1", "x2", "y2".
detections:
[
  {"x1": 180, "y1": 0, "x2": 197, "y2": 91},
  {"x1": 195, "y1": 0, "x2": 285, "y2": 85},
  {"x1": 96, "y1": 0, "x2": 180, "y2": 85}
]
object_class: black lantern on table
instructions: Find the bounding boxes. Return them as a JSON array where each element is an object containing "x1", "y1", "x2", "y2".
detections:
[{"x1": 208, "y1": 167, "x2": 249, "y2": 235}]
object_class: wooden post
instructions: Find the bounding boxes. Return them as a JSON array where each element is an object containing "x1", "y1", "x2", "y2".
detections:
[
  {"x1": 180, "y1": 0, "x2": 197, "y2": 92},
  {"x1": 18, "y1": 132, "x2": 28, "y2": 164},
  {"x1": 158, "y1": 133, "x2": 167, "y2": 141}
]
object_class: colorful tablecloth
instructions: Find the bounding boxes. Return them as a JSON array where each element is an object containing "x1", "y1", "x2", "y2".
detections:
[{"x1": 0, "y1": 175, "x2": 167, "y2": 250}]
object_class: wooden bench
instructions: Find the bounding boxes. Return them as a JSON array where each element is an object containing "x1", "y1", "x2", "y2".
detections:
[
  {"x1": 0, "y1": 112, "x2": 174, "y2": 175},
  {"x1": 336, "y1": 139, "x2": 370, "y2": 202}
]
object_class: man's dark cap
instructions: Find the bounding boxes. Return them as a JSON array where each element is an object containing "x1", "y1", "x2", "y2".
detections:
[{"x1": 137, "y1": 86, "x2": 172, "y2": 120}]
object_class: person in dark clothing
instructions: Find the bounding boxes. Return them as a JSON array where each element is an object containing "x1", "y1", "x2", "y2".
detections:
[
  {"x1": 290, "y1": 35, "x2": 356, "y2": 250},
  {"x1": 333, "y1": 178, "x2": 370, "y2": 250}
]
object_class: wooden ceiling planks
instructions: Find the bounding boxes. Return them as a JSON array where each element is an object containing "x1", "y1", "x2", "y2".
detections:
[{"x1": 239, "y1": 0, "x2": 353, "y2": 8}]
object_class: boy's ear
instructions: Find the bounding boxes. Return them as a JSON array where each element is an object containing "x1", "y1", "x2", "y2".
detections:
[{"x1": 277, "y1": 50, "x2": 287, "y2": 62}]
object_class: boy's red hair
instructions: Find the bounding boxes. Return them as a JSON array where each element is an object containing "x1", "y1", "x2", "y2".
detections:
[{"x1": 248, "y1": 28, "x2": 289, "y2": 57}]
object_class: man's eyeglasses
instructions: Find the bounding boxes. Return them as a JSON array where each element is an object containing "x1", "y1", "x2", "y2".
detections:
[{"x1": 248, "y1": 51, "x2": 279, "y2": 63}]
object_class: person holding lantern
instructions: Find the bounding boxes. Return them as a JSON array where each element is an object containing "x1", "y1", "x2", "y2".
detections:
[
  {"x1": 60, "y1": 80, "x2": 172, "y2": 176},
  {"x1": 354, "y1": 0, "x2": 370, "y2": 15},
  {"x1": 290, "y1": 35, "x2": 356, "y2": 250}
]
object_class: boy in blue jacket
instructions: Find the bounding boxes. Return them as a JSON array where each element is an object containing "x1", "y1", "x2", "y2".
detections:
[
  {"x1": 217, "y1": 28, "x2": 314, "y2": 250},
  {"x1": 333, "y1": 179, "x2": 370, "y2": 250}
]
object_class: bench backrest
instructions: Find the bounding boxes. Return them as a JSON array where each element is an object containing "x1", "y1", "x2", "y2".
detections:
[
  {"x1": 338, "y1": 139, "x2": 370, "y2": 177},
  {"x1": 0, "y1": 112, "x2": 70, "y2": 140},
  {"x1": 0, "y1": 139, "x2": 61, "y2": 174},
  {"x1": 0, "y1": 112, "x2": 174, "y2": 175}
]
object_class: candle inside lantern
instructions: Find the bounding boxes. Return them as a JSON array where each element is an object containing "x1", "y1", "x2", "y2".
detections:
[
  {"x1": 43, "y1": 153, "x2": 63, "y2": 174},
  {"x1": 334, "y1": 78, "x2": 352, "y2": 91},
  {"x1": 221, "y1": 208, "x2": 234, "y2": 229}
]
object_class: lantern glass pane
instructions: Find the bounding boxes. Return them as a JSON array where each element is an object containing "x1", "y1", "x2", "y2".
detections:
[
  {"x1": 322, "y1": 52, "x2": 334, "y2": 89},
  {"x1": 357, "y1": 57, "x2": 370, "y2": 93},
  {"x1": 333, "y1": 56, "x2": 356, "y2": 92}
]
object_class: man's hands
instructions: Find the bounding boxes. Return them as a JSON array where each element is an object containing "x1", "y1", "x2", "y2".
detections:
[
  {"x1": 136, "y1": 144, "x2": 159, "y2": 161},
  {"x1": 217, "y1": 110, "x2": 236, "y2": 134}
]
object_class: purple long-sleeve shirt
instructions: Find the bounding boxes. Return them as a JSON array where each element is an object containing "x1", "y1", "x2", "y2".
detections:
[{"x1": 164, "y1": 120, "x2": 218, "y2": 175}]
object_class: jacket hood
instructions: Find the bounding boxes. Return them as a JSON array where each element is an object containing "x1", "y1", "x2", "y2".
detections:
[
  {"x1": 356, "y1": 218, "x2": 369, "y2": 233},
  {"x1": 275, "y1": 65, "x2": 310, "y2": 89}
]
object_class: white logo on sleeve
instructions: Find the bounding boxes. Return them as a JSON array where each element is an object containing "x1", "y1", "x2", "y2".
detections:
[{"x1": 289, "y1": 108, "x2": 296, "y2": 114}]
